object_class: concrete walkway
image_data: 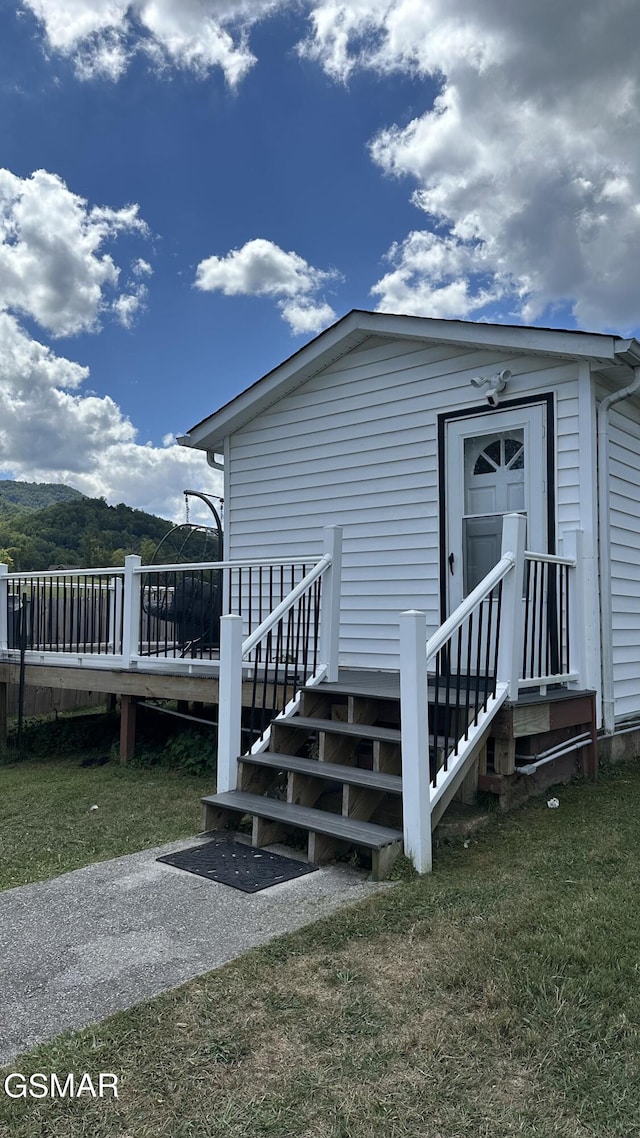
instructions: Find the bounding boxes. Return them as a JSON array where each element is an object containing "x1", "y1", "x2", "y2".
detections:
[{"x1": 0, "y1": 836, "x2": 388, "y2": 1066}]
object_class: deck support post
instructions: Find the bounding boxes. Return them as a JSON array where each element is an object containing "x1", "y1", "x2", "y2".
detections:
[
  {"x1": 122, "y1": 555, "x2": 142, "y2": 664},
  {"x1": 399, "y1": 609, "x2": 432, "y2": 874},
  {"x1": 497, "y1": 513, "x2": 527, "y2": 699},
  {"x1": 0, "y1": 563, "x2": 8, "y2": 654},
  {"x1": 217, "y1": 614, "x2": 243, "y2": 793},
  {"x1": 119, "y1": 694, "x2": 137, "y2": 763},
  {"x1": 319, "y1": 526, "x2": 343, "y2": 683},
  {"x1": 561, "y1": 529, "x2": 585, "y2": 689}
]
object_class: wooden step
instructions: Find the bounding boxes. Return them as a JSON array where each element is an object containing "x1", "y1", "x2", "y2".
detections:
[
  {"x1": 202, "y1": 791, "x2": 402, "y2": 850},
  {"x1": 239, "y1": 752, "x2": 403, "y2": 794},
  {"x1": 311, "y1": 681, "x2": 400, "y2": 703},
  {"x1": 280, "y1": 716, "x2": 401, "y2": 743}
]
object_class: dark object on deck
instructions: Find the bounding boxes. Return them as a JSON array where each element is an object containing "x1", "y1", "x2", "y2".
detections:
[
  {"x1": 143, "y1": 572, "x2": 222, "y2": 651},
  {"x1": 157, "y1": 838, "x2": 317, "y2": 893},
  {"x1": 7, "y1": 593, "x2": 32, "y2": 651},
  {"x1": 142, "y1": 489, "x2": 224, "y2": 656}
]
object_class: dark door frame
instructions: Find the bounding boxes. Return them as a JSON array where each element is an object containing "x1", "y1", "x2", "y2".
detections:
[{"x1": 437, "y1": 392, "x2": 556, "y2": 624}]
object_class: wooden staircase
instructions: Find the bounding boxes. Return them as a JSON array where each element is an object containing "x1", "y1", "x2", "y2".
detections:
[{"x1": 202, "y1": 677, "x2": 407, "y2": 880}]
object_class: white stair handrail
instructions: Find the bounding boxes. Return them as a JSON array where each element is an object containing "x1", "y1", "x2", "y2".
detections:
[
  {"x1": 401, "y1": 512, "x2": 527, "y2": 875},
  {"x1": 242, "y1": 554, "x2": 331, "y2": 657},
  {"x1": 217, "y1": 527, "x2": 342, "y2": 794},
  {"x1": 426, "y1": 553, "x2": 515, "y2": 665}
]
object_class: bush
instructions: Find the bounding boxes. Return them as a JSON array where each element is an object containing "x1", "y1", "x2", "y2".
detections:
[
  {"x1": 4, "y1": 710, "x2": 119, "y2": 761},
  {"x1": 2, "y1": 703, "x2": 217, "y2": 778},
  {"x1": 131, "y1": 728, "x2": 217, "y2": 776}
]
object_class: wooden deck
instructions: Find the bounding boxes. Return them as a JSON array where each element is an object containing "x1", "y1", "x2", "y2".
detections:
[
  {"x1": 0, "y1": 658, "x2": 597, "y2": 775},
  {"x1": 0, "y1": 658, "x2": 288, "y2": 760}
]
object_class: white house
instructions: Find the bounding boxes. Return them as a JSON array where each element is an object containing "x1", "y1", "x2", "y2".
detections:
[
  {"x1": 181, "y1": 309, "x2": 640, "y2": 733},
  {"x1": 6, "y1": 309, "x2": 638, "y2": 873}
]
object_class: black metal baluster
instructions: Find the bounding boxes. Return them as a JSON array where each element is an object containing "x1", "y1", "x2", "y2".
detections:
[
  {"x1": 483, "y1": 589, "x2": 494, "y2": 710},
  {"x1": 432, "y1": 650, "x2": 441, "y2": 782},
  {"x1": 565, "y1": 564, "x2": 570, "y2": 676},
  {"x1": 281, "y1": 606, "x2": 294, "y2": 711},
  {"x1": 272, "y1": 622, "x2": 282, "y2": 726},
  {"x1": 256, "y1": 566, "x2": 261, "y2": 637},
  {"x1": 302, "y1": 578, "x2": 312, "y2": 678},
  {"x1": 493, "y1": 581, "x2": 503, "y2": 693},
  {"x1": 464, "y1": 612, "x2": 473, "y2": 742},
  {"x1": 313, "y1": 577, "x2": 321, "y2": 674},
  {"x1": 536, "y1": 562, "x2": 544, "y2": 680},
  {"x1": 293, "y1": 591, "x2": 303, "y2": 693},
  {"x1": 542, "y1": 559, "x2": 548, "y2": 673},
  {"x1": 474, "y1": 597, "x2": 484, "y2": 721},
  {"x1": 451, "y1": 626, "x2": 463, "y2": 757},
  {"x1": 530, "y1": 560, "x2": 539, "y2": 678},
  {"x1": 522, "y1": 559, "x2": 531, "y2": 678},
  {"x1": 442, "y1": 634, "x2": 452, "y2": 769},
  {"x1": 63, "y1": 577, "x2": 68, "y2": 652},
  {"x1": 261, "y1": 629, "x2": 271, "y2": 738},
  {"x1": 89, "y1": 576, "x2": 95, "y2": 653},
  {"x1": 558, "y1": 563, "x2": 563, "y2": 676}
]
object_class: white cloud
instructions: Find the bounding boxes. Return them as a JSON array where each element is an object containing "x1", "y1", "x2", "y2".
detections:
[
  {"x1": 0, "y1": 311, "x2": 216, "y2": 519},
  {"x1": 0, "y1": 169, "x2": 148, "y2": 336},
  {"x1": 21, "y1": 2, "x2": 640, "y2": 337},
  {"x1": 299, "y1": 0, "x2": 502, "y2": 84},
  {"x1": 301, "y1": 0, "x2": 640, "y2": 332},
  {"x1": 281, "y1": 299, "x2": 338, "y2": 336},
  {"x1": 112, "y1": 282, "x2": 148, "y2": 328},
  {"x1": 195, "y1": 237, "x2": 339, "y2": 333},
  {"x1": 22, "y1": 0, "x2": 283, "y2": 87},
  {"x1": 132, "y1": 257, "x2": 153, "y2": 277},
  {"x1": 0, "y1": 168, "x2": 215, "y2": 520},
  {"x1": 371, "y1": 231, "x2": 504, "y2": 320}
]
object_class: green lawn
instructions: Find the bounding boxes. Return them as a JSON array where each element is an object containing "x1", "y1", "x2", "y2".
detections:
[
  {"x1": 2, "y1": 760, "x2": 640, "y2": 1136},
  {"x1": 0, "y1": 757, "x2": 214, "y2": 890}
]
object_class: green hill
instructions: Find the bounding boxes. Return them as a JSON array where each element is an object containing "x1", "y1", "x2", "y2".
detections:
[
  {"x1": 0, "y1": 488, "x2": 176, "y2": 572},
  {"x1": 0, "y1": 480, "x2": 86, "y2": 513}
]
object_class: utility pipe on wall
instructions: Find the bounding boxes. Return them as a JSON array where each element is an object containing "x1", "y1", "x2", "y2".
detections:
[{"x1": 598, "y1": 349, "x2": 640, "y2": 734}]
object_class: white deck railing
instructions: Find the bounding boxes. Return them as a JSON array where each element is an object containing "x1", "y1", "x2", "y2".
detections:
[
  {"x1": 0, "y1": 540, "x2": 339, "y2": 676},
  {"x1": 399, "y1": 514, "x2": 585, "y2": 873},
  {"x1": 216, "y1": 527, "x2": 342, "y2": 793},
  {"x1": 520, "y1": 538, "x2": 580, "y2": 692}
]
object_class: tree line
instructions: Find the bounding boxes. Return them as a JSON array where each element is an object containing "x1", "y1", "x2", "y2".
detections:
[{"x1": 0, "y1": 484, "x2": 173, "y2": 571}]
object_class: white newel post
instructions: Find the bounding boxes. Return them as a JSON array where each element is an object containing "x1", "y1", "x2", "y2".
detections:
[
  {"x1": 561, "y1": 529, "x2": 585, "y2": 688},
  {"x1": 399, "y1": 609, "x2": 433, "y2": 874},
  {"x1": 496, "y1": 512, "x2": 527, "y2": 698},
  {"x1": 122, "y1": 555, "x2": 142, "y2": 664},
  {"x1": 108, "y1": 576, "x2": 123, "y2": 655},
  {"x1": 319, "y1": 525, "x2": 343, "y2": 683},
  {"x1": 217, "y1": 614, "x2": 243, "y2": 793},
  {"x1": 0, "y1": 564, "x2": 8, "y2": 652}
]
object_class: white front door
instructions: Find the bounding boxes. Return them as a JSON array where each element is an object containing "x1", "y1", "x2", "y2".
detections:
[{"x1": 445, "y1": 405, "x2": 548, "y2": 611}]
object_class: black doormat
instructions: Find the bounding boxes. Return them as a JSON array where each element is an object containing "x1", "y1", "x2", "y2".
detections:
[{"x1": 157, "y1": 838, "x2": 317, "y2": 893}]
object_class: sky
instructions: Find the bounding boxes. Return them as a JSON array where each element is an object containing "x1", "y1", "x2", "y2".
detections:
[{"x1": 1, "y1": 0, "x2": 639, "y2": 522}]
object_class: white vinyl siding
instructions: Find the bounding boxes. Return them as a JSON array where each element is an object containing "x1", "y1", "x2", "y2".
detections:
[
  {"x1": 226, "y1": 336, "x2": 582, "y2": 669},
  {"x1": 608, "y1": 402, "x2": 640, "y2": 719}
]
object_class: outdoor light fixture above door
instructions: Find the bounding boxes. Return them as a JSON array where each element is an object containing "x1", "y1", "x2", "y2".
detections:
[{"x1": 470, "y1": 369, "x2": 512, "y2": 407}]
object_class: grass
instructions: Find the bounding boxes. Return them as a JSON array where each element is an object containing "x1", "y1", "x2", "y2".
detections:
[
  {"x1": 0, "y1": 755, "x2": 215, "y2": 891},
  {"x1": 2, "y1": 759, "x2": 640, "y2": 1136}
]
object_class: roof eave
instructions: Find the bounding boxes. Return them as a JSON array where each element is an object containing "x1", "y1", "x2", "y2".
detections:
[{"x1": 179, "y1": 312, "x2": 636, "y2": 454}]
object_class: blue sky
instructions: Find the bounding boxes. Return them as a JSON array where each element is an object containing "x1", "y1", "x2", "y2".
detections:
[{"x1": 1, "y1": 1, "x2": 638, "y2": 519}]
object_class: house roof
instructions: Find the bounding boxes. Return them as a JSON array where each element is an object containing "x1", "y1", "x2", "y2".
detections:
[{"x1": 178, "y1": 309, "x2": 640, "y2": 455}]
